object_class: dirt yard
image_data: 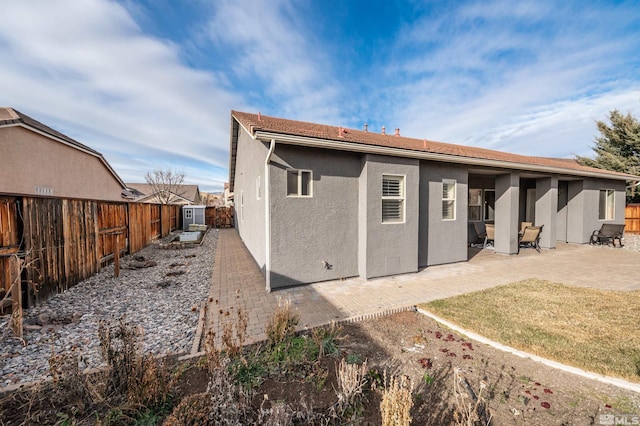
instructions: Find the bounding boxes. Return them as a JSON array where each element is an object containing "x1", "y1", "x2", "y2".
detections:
[
  {"x1": 340, "y1": 311, "x2": 640, "y2": 425},
  {"x1": 176, "y1": 310, "x2": 639, "y2": 425}
]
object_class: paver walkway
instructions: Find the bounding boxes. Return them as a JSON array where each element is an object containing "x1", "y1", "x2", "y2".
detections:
[{"x1": 204, "y1": 229, "x2": 640, "y2": 347}]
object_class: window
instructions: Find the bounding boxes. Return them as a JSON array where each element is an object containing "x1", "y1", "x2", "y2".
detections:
[
  {"x1": 286, "y1": 169, "x2": 312, "y2": 197},
  {"x1": 184, "y1": 209, "x2": 192, "y2": 219},
  {"x1": 256, "y1": 176, "x2": 261, "y2": 200},
  {"x1": 382, "y1": 175, "x2": 404, "y2": 223},
  {"x1": 442, "y1": 179, "x2": 456, "y2": 220},
  {"x1": 599, "y1": 189, "x2": 614, "y2": 220},
  {"x1": 468, "y1": 189, "x2": 482, "y2": 221}
]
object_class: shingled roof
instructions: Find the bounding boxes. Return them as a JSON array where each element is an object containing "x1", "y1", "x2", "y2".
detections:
[{"x1": 230, "y1": 110, "x2": 638, "y2": 186}]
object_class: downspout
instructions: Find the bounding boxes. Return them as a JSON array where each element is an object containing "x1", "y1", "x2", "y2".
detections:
[{"x1": 264, "y1": 139, "x2": 276, "y2": 292}]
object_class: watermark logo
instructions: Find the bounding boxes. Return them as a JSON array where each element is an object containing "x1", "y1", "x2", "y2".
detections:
[{"x1": 600, "y1": 414, "x2": 640, "y2": 425}]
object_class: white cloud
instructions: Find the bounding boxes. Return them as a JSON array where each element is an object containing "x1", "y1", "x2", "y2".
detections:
[
  {"x1": 0, "y1": 0, "x2": 239, "y2": 191},
  {"x1": 388, "y1": 0, "x2": 640, "y2": 159},
  {"x1": 205, "y1": 0, "x2": 342, "y2": 123}
]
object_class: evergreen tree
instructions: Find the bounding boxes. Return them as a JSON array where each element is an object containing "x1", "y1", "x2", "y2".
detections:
[{"x1": 576, "y1": 109, "x2": 640, "y2": 203}]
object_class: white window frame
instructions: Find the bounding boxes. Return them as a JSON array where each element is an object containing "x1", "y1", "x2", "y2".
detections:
[
  {"x1": 442, "y1": 179, "x2": 456, "y2": 221},
  {"x1": 381, "y1": 174, "x2": 405, "y2": 223},
  {"x1": 286, "y1": 169, "x2": 313, "y2": 197},
  {"x1": 599, "y1": 189, "x2": 615, "y2": 220},
  {"x1": 256, "y1": 176, "x2": 261, "y2": 200},
  {"x1": 184, "y1": 209, "x2": 193, "y2": 220}
]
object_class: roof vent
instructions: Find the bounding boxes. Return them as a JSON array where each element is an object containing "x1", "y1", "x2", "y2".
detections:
[
  {"x1": 364, "y1": 123, "x2": 368, "y2": 132},
  {"x1": 382, "y1": 126, "x2": 386, "y2": 135},
  {"x1": 395, "y1": 128, "x2": 400, "y2": 137},
  {"x1": 338, "y1": 126, "x2": 345, "y2": 138},
  {"x1": 423, "y1": 139, "x2": 427, "y2": 148},
  {"x1": 258, "y1": 112, "x2": 262, "y2": 121}
]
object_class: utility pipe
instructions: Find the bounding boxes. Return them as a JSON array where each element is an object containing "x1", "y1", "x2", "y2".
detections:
[{"x1": 264, "y1": 139, "x2": 276, "y2": 292}]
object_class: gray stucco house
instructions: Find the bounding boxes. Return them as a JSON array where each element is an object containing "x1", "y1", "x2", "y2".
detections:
[{"x1": 229, "y1": 110, "x2": 636, "y2": 291}]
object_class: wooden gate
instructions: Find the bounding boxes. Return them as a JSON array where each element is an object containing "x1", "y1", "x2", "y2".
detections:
[
  {"x1": 205, "y1": 206, "x2": 234, "y2": 228},
  {"x1": 625, "y1": 204, "x2": 640, "y2": 234}
]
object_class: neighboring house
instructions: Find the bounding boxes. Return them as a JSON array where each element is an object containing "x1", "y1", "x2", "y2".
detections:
[
  {"x1": 0, "y1": 107, "x2": 127, "y2": 201},
  {"x1": 201, "y1": 191, "x2": 225, "y2": 207},
  {"x1": 124, "y1": 183, "x2": 202, "y2": 205},
  {"x1": 229, "y1": 111, "x2": 639, "y2": 291},
  {"x1": 223, "y1": 182, "x2": 234, "y2": 207}
]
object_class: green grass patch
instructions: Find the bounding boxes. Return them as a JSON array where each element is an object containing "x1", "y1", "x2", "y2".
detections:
[{"x1": 421, "y1": 279, "x2": 640, "y2": 382}]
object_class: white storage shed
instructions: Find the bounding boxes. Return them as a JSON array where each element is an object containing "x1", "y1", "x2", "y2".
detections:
[{"x1": 182, "y1": 205, "x2": 206, "y2": 231}]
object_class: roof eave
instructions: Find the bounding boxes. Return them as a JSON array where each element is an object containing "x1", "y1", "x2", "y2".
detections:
[{"x1": 254, "y1": 130, "x2": 638, "y2": 182}]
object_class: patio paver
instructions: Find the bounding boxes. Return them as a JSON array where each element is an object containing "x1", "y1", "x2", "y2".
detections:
[{"x1": 204, "y1": 229, "x2": 640, "y2": 346}]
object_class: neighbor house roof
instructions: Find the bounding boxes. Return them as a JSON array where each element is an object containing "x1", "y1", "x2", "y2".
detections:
[
  {"x1": 125, "y1": 183, "x2": 201, "y2": 204},
  {"x1": 0, "y1": 107, "x2": 127, "y2": 189},
  {"x1": 230, "y1": 110, "x2": 639, "y2": 191}
]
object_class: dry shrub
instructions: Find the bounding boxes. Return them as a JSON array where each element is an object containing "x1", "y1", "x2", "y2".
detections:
[
  {"x1": 380, "y1": 371, "x2": 414, "y2": 426},
  {"x1": 256, "y1": 395, "x2": 322, "y2": 425},
  {"x1": 333, "y1": 357, "x2": 368, "y2": 420},
  {"x1": 205, "y1": 307, "x2": 249, "y2": 372},
  {"x1": 221, "y1": 307, "x2": 248, "y2": 358},
  {"x1": 206, "y1": 357, "x2": 253, "y2": 424},
  {"x1": 265, "y1": 298, "x2": 299, "y2": 346},
  {"x1": 310, "y1": 321, "x2": 342, "y2": 359},
  {"x1": 163, "y1": 392, "x2": 212, "y2": 426},
  {"x1": 98, "y1": 318, "x2": 173, "y2": 408},
  {"x1": 452, "y1": 367, "x2": 492, "y2": 425}
]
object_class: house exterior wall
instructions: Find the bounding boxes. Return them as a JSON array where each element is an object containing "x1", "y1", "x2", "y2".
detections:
[
  {"x1": 0, "y1": 126, "x2": 123, "y2": 201},
  {"x1": 233, "y1": 129, "x2": 268, "y2": 271},
  {"x1": 420, "y1": 162, "x2": 468, "y2": 267},
  {"x1": 567, "y1": 178, "x2": 626, "y2": 243},
  {"x1": 359, "y1": 154, "x2": 419, "y2": 278},
  {"x1": 557, "y1": 181, "x2": 569, "y2": 242},
  {"x1": 495, "y1": 173, "x2": 520, "y2": 254},
  {"x1": 269, "y1": 145, "x2": 360, "y2": 288},
  {"x1": 535, "y1": 177, "x2": 558, "y2": 248}
]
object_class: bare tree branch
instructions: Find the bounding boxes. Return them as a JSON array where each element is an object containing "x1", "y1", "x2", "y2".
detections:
[{"x1": 144, "y1": 169, "x2": 186, "y2": 204}]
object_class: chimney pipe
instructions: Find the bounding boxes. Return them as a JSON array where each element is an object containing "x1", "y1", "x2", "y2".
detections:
[
  {"x1": 382, "y1": 126, "x2": 386, "y2": 135},
  {"x1": 258, "y1": 112, "x2": 262, "y2": 121},
  {"x1": 395, "y1": 128, "x2": 400, "y2": 137},
  {"x1": 338, "y1": 126, "x2": 344, "y2": 138},
  {"x1": 364, "y1": 123, "x2": 368, "y2": 132},
  {"x1": 423, "y1": 139, "x2": 427, "y2": 148}
]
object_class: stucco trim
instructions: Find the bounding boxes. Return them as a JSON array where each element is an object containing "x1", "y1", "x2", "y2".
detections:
[{"x1": 254, "y1": 131, "x2": 635, "y2": 182}]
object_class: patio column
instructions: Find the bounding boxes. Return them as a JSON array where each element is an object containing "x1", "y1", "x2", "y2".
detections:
[
  {"x1": 535, "y1": 177, "x2": 558, "y2": 249},
  {"x1": 494, "y1": 173, "x2": 519, "y2": 254}
]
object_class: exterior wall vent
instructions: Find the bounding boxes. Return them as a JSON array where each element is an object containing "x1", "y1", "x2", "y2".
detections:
[{"x1": 35, "y1": 186, "x2": 53, "y2": 196}]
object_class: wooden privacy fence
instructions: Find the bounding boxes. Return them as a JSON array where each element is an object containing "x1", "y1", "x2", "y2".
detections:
[
  {"x1": 625, "y1": 204, "x2": 640, "y2": 234},
  {"x1": 205, "y1": 206, "x2": 234, "y2": 228},
  {"x1": 0, "y1": 196, "x2": 181, "y2": 309}
]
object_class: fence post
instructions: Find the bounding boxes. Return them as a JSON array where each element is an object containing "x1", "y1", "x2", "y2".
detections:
[
  {"x1": 114, "y1": 233, "x2": 120, "y2": 278},
  {"x1": 10, "y1": 256, "x2": 22, "y2": 338}
]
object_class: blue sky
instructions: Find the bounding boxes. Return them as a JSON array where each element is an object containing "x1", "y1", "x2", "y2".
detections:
[{"x1": 1, "y1": 0, "x2": 639, "y2": 192}]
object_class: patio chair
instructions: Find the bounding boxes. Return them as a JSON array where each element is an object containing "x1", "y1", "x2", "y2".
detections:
[
  {"x1": 470, "y1": 222, "x2": 486, "y2": 246},
  {"x1": 483, "y1": 223, "x2": 495, "y2": 248},
  {"x1": 589, "y1": 224, "x2": 625, "y2": 248},
  {"x1": 518, "y1": 225, "x2": 543, "y2": 254},
  {"x1": 519, "y1": 221, "x2": 533, "y2": 236}
]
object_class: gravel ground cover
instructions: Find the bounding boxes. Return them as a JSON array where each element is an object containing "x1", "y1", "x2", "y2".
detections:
[{"x1": 0, "y1": 230, "x2": 217, "y2": 388}]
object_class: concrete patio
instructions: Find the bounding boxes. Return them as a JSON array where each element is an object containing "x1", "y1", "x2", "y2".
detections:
[{"x1": 204, "y1": 229, "x2": 640, "y2": 346}]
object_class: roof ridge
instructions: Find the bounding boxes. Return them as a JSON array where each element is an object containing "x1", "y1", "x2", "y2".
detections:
[{"x1": 231, "y1": 110, "x2": 639, "y2": 180}]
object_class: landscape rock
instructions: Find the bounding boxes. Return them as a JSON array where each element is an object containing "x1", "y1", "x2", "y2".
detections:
[{"x1": 0, "y1": 229, "x2": 218, "y2": 388}]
